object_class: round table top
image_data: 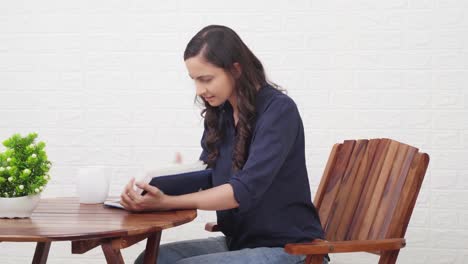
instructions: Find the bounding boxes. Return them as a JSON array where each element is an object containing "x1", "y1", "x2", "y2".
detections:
[{"x1": 0, "y1": 197, "x2": 197, "y2": 242}]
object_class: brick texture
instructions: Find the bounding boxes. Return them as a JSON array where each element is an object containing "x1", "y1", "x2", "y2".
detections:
[{"x1": 0, "y1": 1, "x2": 467, "y2": 263}]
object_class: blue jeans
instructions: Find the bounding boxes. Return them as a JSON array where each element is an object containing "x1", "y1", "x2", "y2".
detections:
[{"x1": 134, "y1": 236, "x2": 328, "y2": 264}]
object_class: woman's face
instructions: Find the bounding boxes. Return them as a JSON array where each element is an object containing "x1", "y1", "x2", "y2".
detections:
[{"x1": 185, "y1": 55, "x2": 237, "y2": 107}]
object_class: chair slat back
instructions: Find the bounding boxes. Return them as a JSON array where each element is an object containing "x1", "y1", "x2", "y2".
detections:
[{"x1": 313, "y1": 138, "x2": 429, "y2": 242}]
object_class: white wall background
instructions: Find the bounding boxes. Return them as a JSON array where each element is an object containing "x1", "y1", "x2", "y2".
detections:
[{"x1": 0, "y1": 0, "x2": 467, "y2": 263}]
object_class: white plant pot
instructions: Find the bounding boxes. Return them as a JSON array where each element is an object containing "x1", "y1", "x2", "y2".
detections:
[{"x1": 0, "y1": 194, "x2": 41, "y2": 218}]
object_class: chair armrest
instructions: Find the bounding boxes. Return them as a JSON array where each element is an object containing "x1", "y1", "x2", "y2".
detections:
[
  {"x1": 205, "y1": 222, "x2": 221, "y2": 232},
  {"x1": 284, "y1": 238, "x2": 406, "y2": 255}
]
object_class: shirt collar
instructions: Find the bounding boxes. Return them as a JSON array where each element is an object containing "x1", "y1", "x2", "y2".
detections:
[{"x1": 220, "y1": 82, "x2": 272, "y2": 115}]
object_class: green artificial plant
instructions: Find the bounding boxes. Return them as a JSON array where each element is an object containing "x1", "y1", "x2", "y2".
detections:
[{"x1": 0, "y1": 132, "x2": 51, "y2": 198}]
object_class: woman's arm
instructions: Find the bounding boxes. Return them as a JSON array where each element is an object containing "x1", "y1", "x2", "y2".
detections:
[
  {"x1": 163, "y1": 183, "x2": 239, "y2": 211},
  {"x1": 121, "y1": 177, "x2": 239, "y2": 212}
]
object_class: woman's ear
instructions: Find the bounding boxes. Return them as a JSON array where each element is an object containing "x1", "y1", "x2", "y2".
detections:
[{"x1": 231, "y1": 62, "x2": 242, "y2": 79}]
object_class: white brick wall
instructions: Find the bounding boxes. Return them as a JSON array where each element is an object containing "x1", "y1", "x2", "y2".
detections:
[{"x1": 0, "y1": 1, "x2": 467, "y2": 263}]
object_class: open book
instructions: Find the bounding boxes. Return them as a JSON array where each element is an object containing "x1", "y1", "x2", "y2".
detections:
[{"x1": 104, "y1": 160, "x2": 213, "y2": 210}]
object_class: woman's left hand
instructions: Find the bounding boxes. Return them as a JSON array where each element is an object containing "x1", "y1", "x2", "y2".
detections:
[{"x1": 120, "y1": 177, "x2": 169, "y2": 212}]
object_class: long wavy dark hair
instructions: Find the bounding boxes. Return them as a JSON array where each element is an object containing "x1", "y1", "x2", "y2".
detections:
[{"x1": 184, "y1": 25, "x2": 284, "y2": 172}]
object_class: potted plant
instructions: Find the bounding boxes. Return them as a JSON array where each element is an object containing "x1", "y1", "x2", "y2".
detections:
[{"x1": 0, "y1": 132, "x2": 51, "y2": 218}]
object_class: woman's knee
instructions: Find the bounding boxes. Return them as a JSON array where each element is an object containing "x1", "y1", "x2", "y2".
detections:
[
  {"x1": 134, "y1": 243, "x2": 179, "y2": 264},
  {"x1": 134, "y1": 236, "x2": 228, "y2": 264}
]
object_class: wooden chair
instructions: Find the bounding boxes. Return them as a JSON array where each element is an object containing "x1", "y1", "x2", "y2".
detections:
[{"x1": 205, "y1": 138, "x2": 430, "y2": 264}]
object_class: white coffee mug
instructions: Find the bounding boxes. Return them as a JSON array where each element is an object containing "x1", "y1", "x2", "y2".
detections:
[{"x1": 77, "y1": 167, "x2": 111, "y2": 204}]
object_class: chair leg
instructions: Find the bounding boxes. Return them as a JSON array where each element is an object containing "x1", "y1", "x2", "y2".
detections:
[
  {"x1": 379, "y1": 250, "x2": 400, "y2": 264},
  {"x1": 32, "y1": 242, "x2": 51, "y2": 264},
  {"x1": 306, "y1": 254, "x2": 325, "y2": 264},
  {"x1": 101, "y1": 241, "x2": 125, "y2": 264},
  {"x1": 143, "y1": 231, "x2": 162, "y2": 264}
]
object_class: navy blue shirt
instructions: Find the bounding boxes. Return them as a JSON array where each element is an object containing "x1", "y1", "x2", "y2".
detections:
[{"x1": 199, "y1": 83, "x2": 325, "y2": 251}]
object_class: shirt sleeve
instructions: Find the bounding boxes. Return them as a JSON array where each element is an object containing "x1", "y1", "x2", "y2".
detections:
[
  {"x1": 145, "y1": 169, "x2": 213, "y2": 196},
  {"x1": 228, "y1": 96, "x2": 300, "y2": 215}
]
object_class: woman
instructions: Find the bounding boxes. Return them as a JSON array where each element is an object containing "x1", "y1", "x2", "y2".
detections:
[{"x1": 121, "y1": 25, "x2": 328, "y2": 264}]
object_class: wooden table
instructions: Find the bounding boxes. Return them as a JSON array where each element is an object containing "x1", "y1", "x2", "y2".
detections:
[{"x1": 0, "y1": 197, "x2": 197, "y2": 264}]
